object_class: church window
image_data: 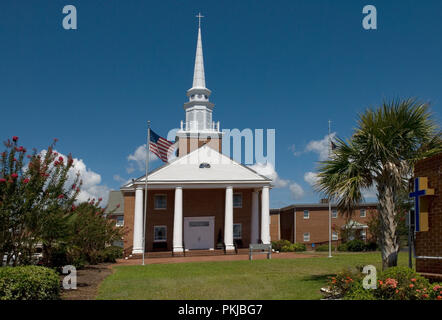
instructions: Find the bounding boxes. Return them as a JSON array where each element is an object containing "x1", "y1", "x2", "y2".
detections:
[
  {"x1": 360, "y1": 209, "x2": 366, "y2": 217},
  {"x1": 233, "y1": 223, "x2": 242, "y2": 239},
  {"x1": 303, "y1": 232, "x2": 310, "y2": 242},
  {"x1": 303, "y1": 210, "x2": 310, "y2": 219},
  {"x1": 233, "y1": 193, "x2": 242, "y2": 208},
  {"x1": 154, "y1": 226, "x2": 167, "y2": 242},
  {"x1": 154, "y1": 194, "x2": 167, "y2": 210}
]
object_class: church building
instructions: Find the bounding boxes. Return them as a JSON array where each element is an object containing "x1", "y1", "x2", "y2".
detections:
[{"x1": 120, "y1": 18, "x2": 273, "y2": 255}]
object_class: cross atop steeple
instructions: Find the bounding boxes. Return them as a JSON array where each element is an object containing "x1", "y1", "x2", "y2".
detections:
[{"x1": 196, "y1": 12, "x2": 204, "y2": 28}]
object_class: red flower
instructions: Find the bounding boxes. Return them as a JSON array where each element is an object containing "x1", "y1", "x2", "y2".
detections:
[
  {"x1": 437, "y1": 296, "x2": 442, "y2": 300},
  {"x1": 72, "y1": 184, "x2": 76, "y2": 190},
  {"x1": 11, "y1": 173, "x2": 18, "y2": 179},
  {"x1": 98, "y1": 197, "x2": 102, "y2": 202},
  {"x1": 0, "y1": 178, "x2": 6, "y2": 183},
  {"x1": 12, "y1": 136, "x2": 18, "y2": 142},
  {"x1": 13, "y1": 158, "x2": 17, "y2": 162},
  {"x1": 58, "y1": 156, "x2": 63, "y2": 162},
  {"x1": 23, "y1": 178, "x2": 30, "y2": 184},
  {"x1": 71, "y1": 204, "x2": 76, "y2": 211},
  {"x1": 26, "y1": 155, "x2": 31, "y2": 159},
  {"x1": 411, "y1": 278, "x2": 416, "y2": 282},
  {"x1": 409, "y1": 284, "x2": 414, "y2": 288},
  {"x1": 58, "y1": 194, "x2": 64, "y2": 199},
  {"x1": 54, "y1": 138, "x2": 58, "y2": 142},
  {"x1": 422, "y1": 294, "x2": 429, "y2": 299},
  {"x1": 116, "y1": 204, "x2": 120, "y2": 208}
]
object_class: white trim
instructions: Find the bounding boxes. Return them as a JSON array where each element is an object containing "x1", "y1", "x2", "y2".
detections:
[
  {"x1": 122, "y1": 182, "x2": 271, "y2": 191},
  {"x1": 303, "y1": 210, "x2": 310, "y2": 219}
]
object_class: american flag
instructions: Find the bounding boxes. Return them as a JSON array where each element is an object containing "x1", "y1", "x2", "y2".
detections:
[{"x1": 149, "y1": 129, "x2": 174, "y2": 162}]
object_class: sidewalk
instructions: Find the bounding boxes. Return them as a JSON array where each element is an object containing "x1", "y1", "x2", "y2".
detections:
[{"x1": 115, "y1": 252, "x2": 320, "y2": 266}]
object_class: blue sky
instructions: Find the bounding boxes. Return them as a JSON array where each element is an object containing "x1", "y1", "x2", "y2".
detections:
[{"x1": 1, "y1": 0, "x2": 441, "y2": 207}]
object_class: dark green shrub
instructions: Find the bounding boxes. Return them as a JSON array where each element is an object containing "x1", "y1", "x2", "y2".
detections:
[
  {"x1": 0, "y1": 266, "x2": 60, "y2": 300},
  {"x1": 99, "y1": 246, "x2": 123, "y2": 263},
  {"x1": 365, "y1": 242, "x2": 378, "y2": 251},
  {"x1": 271, "y1": 240, "x2": 292, "y2": 252},
  {"x1": 279, "y1": 242, "x2": 306, "y2": 252},
  {"x1": 315, "y1": 244, "x2": 336, "y2": 252},
  {"x1": 337, "y1": 243, "x2": 348, "y2": 251},
  {"x1": 346, "y1": 240, "x2": 366, "y2": 252}
]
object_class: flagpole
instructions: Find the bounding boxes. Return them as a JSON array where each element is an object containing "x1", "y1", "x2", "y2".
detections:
[
  {"x1": 328, "y1": 120, "x2": 332, "y2": 258},
  {"x1": 142, "y1": 120, "x2": 151, "y2": 266}
]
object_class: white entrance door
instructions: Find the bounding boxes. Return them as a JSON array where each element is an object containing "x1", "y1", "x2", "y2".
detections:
[{"x1": 184, "y1": 217, "x2": 215, "y2": 250}]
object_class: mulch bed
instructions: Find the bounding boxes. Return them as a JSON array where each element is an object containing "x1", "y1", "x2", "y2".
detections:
[{"x1": 60, "y1": 263, "x2": 114, "y2": 300}]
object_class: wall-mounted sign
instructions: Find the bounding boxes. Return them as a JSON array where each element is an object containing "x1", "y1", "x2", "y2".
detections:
[{"x1": 409, "y1": 177, "x2": 434, "y2": 232}]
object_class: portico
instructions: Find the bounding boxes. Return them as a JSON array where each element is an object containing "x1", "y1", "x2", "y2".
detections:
[{"x1": 122, "y1": 145, "x2": 272, "y2": 254}]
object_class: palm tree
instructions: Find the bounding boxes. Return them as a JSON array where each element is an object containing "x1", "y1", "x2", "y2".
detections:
[{"x1": 316, "y1": 99, "x2": 441, "y2": 269}]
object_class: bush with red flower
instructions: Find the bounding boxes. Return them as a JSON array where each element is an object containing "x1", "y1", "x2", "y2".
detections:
[{"x1": 324, "y1": 266, "x2": 442, "y2": 300}]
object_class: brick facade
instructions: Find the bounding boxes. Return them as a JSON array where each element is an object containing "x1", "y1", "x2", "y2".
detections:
[
  {"x1": 123, "y1": 188, "x2": 256, "y2": 254},
  {"x1": 271, "y1": 204, "x2": 378, "y2": 249},
  {"x1": 414, "y1": 153, "x2": 442, "y2": 275}
]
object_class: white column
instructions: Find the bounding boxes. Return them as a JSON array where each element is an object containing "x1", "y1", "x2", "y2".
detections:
[
  {"x1": 251, "y1": 190, "x2": 259, "y2": 244},
  {"x1": 173, "y1": 187, "x2": 184, "y2": 253},
  {"x1": 261, "y1": 186, "x2": 270, "y2": 244},
  {"x1": 224, "y1": 186, "x2": 235, "y2": 251},
  {"x1": 132, "y1": 187, "x2": 144, "y2": 254}
]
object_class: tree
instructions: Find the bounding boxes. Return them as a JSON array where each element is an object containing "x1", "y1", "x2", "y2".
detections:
[
  {"x1": 0, "y1": 137, "x2": 79, "y2": 266},
  {"x1": 316, "y1": 99, "x2": 441, "y2": 269}
]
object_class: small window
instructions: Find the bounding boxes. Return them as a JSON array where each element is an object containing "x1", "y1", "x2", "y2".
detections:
[
  {"x1": 332, "y1": 231, "x2": 338, "y2": 241},
  {"x1": 233, "y1": 223, "x2": 242, "y2": 239},
  {"x1": 360, "y1": 209, "x2": 366, "y2": 217},
  {"x1": 154, "y1": 194, "x2": 167, "y2": 210},
  {"x1": 361, "y1": 229, "x2": 367, "y2": 240},
  {"x1": 233, "y1": 193, "x2": 242, "y2": 208},
  {"x1": 303, "y1": 232, "x2": 310, "y2": 242},
  {"x1": 332, "y1": 210, "x2": 337, "y2": 219},
  {"x1": 116, "y1": 216, "x2": 124, "y2": 227},
  {"x1": 154, "y1": 226, "x2": 167, "y2": 242},
  {"x1": 303, "y1": 210, "x2": 310, "y2": 219}
]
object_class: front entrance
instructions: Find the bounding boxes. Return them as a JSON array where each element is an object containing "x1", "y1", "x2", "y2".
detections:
[{"x1": 184, "y1": 216, "x2": 215, "y2": 250}]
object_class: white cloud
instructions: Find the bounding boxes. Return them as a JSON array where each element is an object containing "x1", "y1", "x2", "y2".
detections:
[
  {"x1": 248, "y1": 162, "x2": 289, "y2": 188},
  {"x1": 127, "y1": 144, "x2": 158, "y2": 172},
  {"x1": 289, "y1": 183, "x2": 305, "y2": 200},
  {"x1": 304, "y1": 171, "x2": 319, "y2": 187},
  {"x1": 40, "y1": 150, "x2": 110, "y2": 206},
  {"x1": 249, "y1": 162, "x2": 305, "y2": 200},
  {"x1": 304, "y1": 132, "x2": 336, "y2": 161}
]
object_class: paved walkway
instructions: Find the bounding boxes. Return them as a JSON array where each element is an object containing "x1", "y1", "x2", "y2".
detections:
[{"x1": 115, "y1": 252, "x2": 320, "y2": 266}]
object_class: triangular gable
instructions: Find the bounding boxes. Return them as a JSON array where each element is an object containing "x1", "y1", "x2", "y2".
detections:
[{"x1": 132, "y1": 145, "x2": 271, "y2": 183}]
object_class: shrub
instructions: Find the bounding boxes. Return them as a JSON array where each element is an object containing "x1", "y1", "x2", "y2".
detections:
[
  {"x1": 315, "y1": 244, "x2": 336, "y2": 252},
  {"x1": 99, "y1": 246, "x2": 123, "y2": 263},
  {"x1": 0, "y1": 266, "x2": 60, "y2": 300},
  {"x1": 375, "y1": 266, "x2": 430, "y2": 300},
  {"x1": 325, "y1": 266, "x2": 442, "y2": 300},
  {"x1": 346, "y1": 240, "x2": 366, "y2": 252},
  {"x1": 365, "y1": 242, "x2": 378, "y2": 251},
  {"x1": 337, "y1": 243, "x2": 348, "y2": 251},
  {"x1": 280, "y1": 243, "x2": 306, "y2": 252},
  {"x1": 271, "y1": 240, "x2": 291, "y2": 252}
]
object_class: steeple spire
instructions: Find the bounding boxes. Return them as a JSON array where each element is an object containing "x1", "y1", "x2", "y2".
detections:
[{"x1": 192, "y1": 13, "x2": 206, "y2": 89}]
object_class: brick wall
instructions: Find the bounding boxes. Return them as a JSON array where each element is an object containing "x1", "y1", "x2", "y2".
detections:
[
  {"x1": 414, "y1": 153, "x2": 442, "y2": 275},
  {"x1": 123, "y1": 188, "x2": 255, "y2": 253},
  {"x1": 278, "y1": 204, "x2": 378, "y2": 249},
  {"x1": 122, "y1": 192, "x2": 135, "y2": 255}
]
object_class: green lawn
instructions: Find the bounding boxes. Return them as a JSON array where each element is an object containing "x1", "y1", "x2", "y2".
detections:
[{"x1": 96, "y1": 252, "x2": 412, "y2": 300}]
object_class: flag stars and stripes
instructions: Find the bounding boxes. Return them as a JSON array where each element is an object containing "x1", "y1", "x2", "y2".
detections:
[{"x1": 149, "y1": 129, "x2": 174, "y2": 162}]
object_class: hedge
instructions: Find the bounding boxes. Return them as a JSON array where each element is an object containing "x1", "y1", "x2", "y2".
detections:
[{"x1": 0, "y1": 266, "x2": 60, "y2": 300}]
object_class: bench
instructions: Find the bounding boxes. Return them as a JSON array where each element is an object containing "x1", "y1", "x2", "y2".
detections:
[{"x1": 249, "y1": 244, "x2": 272, "y2": 260}]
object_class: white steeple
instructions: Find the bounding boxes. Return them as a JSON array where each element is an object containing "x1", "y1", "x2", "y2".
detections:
[{"x1": 181, "y1": 13, "x2": 219, "y2": 133}]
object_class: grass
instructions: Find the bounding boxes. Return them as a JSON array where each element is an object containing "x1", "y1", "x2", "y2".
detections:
[{"x1": 96, "y1": 252, "x2": 412, "y2": 300}]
